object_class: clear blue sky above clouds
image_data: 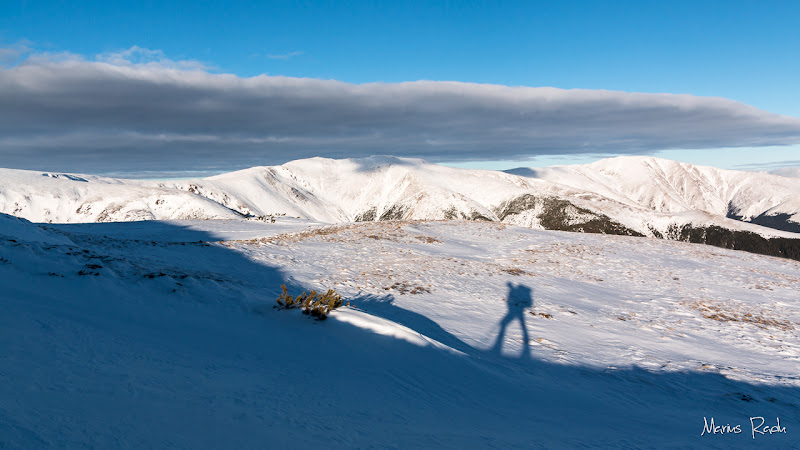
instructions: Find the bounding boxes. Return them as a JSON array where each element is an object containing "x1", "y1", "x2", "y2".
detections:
[{"x1": 2, "y1": 0, "x2": 799, "y2": 175}]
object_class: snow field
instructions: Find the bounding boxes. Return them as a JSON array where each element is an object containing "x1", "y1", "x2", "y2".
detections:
[{"x1": 2, "y1": 216, "x2": 799, "y2": 447}]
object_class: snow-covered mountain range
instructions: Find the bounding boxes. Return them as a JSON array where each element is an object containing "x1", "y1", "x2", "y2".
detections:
[{"x1": 2, "y1": 155, "x2": 799, "y2": 258}]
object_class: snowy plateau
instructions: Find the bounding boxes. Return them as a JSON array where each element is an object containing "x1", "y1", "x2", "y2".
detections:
[{"x1": 1, "y1": 156, "x2": 799, "y2": 448}]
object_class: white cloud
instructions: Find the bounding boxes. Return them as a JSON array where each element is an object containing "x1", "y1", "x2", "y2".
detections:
[
  {"x1": 2, "y1": 46, "x2": 800, "y2": 175},
  {"x1": 95, "y1": 45, "x2": 209, "y2": 71},
  {"x1": 265, "y1": 50, "x2": 304, "y2": 60},
  {"x1": 0, "y1": 40, "x2": 32, "y2": 66},
  {"x1": 769, "y1": 166, "x2": 800, "y2": 178}
]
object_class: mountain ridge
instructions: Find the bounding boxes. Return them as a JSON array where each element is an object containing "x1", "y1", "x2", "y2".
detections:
[{"x1": 2, "y1": 155, "x2": 799, "y2": 259}]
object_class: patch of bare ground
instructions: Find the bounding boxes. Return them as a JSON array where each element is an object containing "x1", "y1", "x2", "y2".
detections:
[
  {"x1": 501, "y1": 267, "x2": 528, "y2": 276},
  {"x1": 223, "y1": 220, "x2": 453, "y2": 246},
  {"x1": 413, "y1": 234, "x2": 442, "y2": 244},
  {"x1": 682, "y1": 300, "x2": 795, "y2": 331},
  {"x1": 383, "y1": 281, "x2": 432, "y2": 295}
]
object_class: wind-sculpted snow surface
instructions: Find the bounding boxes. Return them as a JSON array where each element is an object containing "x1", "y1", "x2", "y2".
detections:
[
  {"x1": 2, "y1": 156, "x2": 800, "y2": 258},
  {"x1": 1, "y1": 216, "x2": 799, "y2": 447}
]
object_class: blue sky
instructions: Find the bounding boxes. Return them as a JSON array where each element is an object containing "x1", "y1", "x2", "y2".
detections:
[{"x1": 1, "y1": 0, "x2": 799, "y2": 175}]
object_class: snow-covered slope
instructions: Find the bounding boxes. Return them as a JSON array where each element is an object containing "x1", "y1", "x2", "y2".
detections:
[
  {"x1": 147, "y1": 156, "x2": 527, "y2": 223},
  {"x1": 0, "y1": 213, "x2": 72, "y2": 245},
  {"x1": 2, "y1": 216, "x2": 799, "y2": 447},
  {"x1": 150, "y1": 156, "x2": 800, "y2": 239},
  {"x1": 509, "y1": 156, "x2": 800, "y2": 233},
  {"x1": 0, "y1": 168, "x2": 241, "y2": 223},
  {"x1": 2, "y1": 156, "x2": 799, "y2": 258}
]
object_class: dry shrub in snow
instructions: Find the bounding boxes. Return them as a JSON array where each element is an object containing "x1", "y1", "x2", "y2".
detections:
[{"x1": 276, "y1": 284, "x2": 347, "y2": 320}]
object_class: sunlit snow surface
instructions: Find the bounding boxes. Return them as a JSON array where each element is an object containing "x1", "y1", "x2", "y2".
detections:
[{"x1": 1, "y1": 216, "x2": 799, "y2": 448}]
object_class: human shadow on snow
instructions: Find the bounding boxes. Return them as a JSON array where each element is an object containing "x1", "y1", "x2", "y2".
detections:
[
  {"x1": 491, "y1": 282, "x2": 532, "y2": 358},
  {"x1": 4, "y1": 216, "x2": 800, "y2": 448},
  {"x1": 349, "y1": 285, "x2": 800, "y2": 444}
]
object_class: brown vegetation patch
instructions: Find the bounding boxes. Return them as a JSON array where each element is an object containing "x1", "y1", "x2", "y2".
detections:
[
  {"x1": 502, "y1": 267, "x2": 528, "y2": 276},
  {"x1": 683, "y1": 300, "x2": 795, "y2": 331},
  {"x1": 414, "y1": 235, "x2": 442, "y2": 244},
  {"x1": 384, "y1": 281, "x2": 432, "y2": 295}
]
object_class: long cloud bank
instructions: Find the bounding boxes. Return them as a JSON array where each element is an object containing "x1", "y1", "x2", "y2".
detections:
[{"x1": 2, "y1": 49, "x2": 800, "y2": 176}]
